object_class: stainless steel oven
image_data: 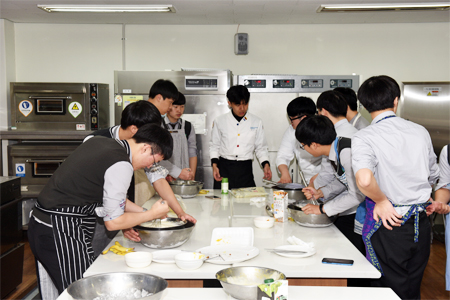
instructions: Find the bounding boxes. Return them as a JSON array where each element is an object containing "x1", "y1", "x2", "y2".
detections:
[
  {"x1": 10, "y1": 82, "x2": 109, "y2": 131},
  {"x1": 8, "y1": 142, "x2": 81, "y2": 198}
]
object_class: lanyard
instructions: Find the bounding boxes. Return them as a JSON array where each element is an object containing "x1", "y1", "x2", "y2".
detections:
[
  {"x1": 333, "y1": 137, "x2": 345, "y2": 173},
  {"x1": 376, "y1": 114, "x2": 396, "y2": 123}
]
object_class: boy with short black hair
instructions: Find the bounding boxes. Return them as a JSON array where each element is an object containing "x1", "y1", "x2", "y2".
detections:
[
  {"x1": 334, "y1": 87, "x2": 369, "y2": 130},
  {"x1": 276, "y1": 97, "x2": 322, "y2": 184},
  {"x1": 210, "y1": 85, "x2": 272, "y2": 189},
  {"x1": 352, "y1": 75, "x2": 439, "y2": 299}
]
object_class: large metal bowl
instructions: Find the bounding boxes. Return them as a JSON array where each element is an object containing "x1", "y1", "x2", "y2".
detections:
[
  {"x1": 216, "y1": 266, "x2": 286, "y2": 300},
  {"x1": 288, "y1": 202, "x2": 336, "y2": 227},
  {"x1": 67, "y1": 272, "x2": 167, "y2": 300},
  {"x1": 134, "y1": 218, "x2": 195, "y2": 249},
  {"x1": 169, "y1": 180, "x2": 203, "y2": 198}
]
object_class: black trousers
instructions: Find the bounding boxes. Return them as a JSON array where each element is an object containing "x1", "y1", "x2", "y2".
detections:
[
  {"x1": 370, "y1": 211, "x2": 431, "y2": 300},
  {"x1": 28, "y1": 216, "x2": 65, "y2": 294},
  {"x1": 213, "y1": 158, "x2": 255, "y2": 189},
  {"x1": 334, "y1": 213, "x2": 365, "y2": 255}
]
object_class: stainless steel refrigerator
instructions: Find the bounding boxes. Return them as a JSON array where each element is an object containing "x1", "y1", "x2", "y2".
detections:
[
  {"x1": 399, "y1": 82, "x2": 450, "y2": 157},
  {"x1": 114, "y1": 70, "x2": 232, "y2": 189}
]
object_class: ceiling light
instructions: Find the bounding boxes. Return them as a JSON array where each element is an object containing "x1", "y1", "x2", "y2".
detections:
[
  {"x1": 317, "y1": 3, "x2": 450, "y2": 13},
  {"x1": 37, "y1": 5, "x2": 176, "y2": 13}
]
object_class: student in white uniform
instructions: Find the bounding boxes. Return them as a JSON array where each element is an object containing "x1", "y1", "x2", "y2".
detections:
[
  {"x1": 276, "y1": 97, "x2": 322, "y2": 183},
  {"x1": 210, "y1": 85, "x2": 272, "y2": 189},
  {"x1": 334, "y1": 87, "x2": 370, "y2": 130},
  {"x1": 427, "y1": 143, "x2": 450, "y2": 291},
  {"x1": 352, "y1": 75, "x2": 439, "y2": 300},
  {"x1": 147, "y1": 79, "x2": 194, "y2": 181},
  {"x1": 164, "y1": 92, "x2": 198, "y2": 180},
  {"x1": 297, "y1": 115, "x2": 365, "y2": 255}
]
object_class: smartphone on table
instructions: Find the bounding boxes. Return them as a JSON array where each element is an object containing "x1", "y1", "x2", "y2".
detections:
[{"x1": 322, "y1": 258, "x2": 354, "y2": 266}]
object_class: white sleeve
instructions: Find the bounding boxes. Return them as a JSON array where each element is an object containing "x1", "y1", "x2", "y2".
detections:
[
  {"x1": 314, "y1": 158, "x2": 336, "y2": 189},
  {"x1": 436, "y1": 145, "x2": 450, "y2": 190},
  {"x1": 102, "y1": 161, "x2": 133, "y2": 221},
  {"x1": 159, "y1": 160, "x2": 182, "y2": 178},
  {"x1": 209, "y1": 118, "x2": 221, "y2": 161},
  {"x1": 254, "y1": 119, "x2": 270, "y2": 164},
  {"x1": 427, "y1": 135, "x2": 439, "y2": 186},
  {"x1": 351, "y1": 134, "x2": 377, "y2": 175},
  {"x1": 276, "y1": 127, "x2": 295, "y2": 167}
]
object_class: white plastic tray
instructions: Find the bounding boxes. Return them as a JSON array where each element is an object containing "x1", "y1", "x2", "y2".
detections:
[{"x1": 210, "y1": 227, "x2": 254, "y2": 246}]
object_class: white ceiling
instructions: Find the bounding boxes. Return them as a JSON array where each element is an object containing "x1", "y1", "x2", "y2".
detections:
[{"x1": 0, "y1": 0, "x2": 449, "y2": 25}]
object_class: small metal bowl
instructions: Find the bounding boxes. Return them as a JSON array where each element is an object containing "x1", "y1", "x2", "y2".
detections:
[
  {"x1": 134, "y1": 218, "x2": 195, "y2": 249},
  {"x1": 216, "y1": 266, "x2": 286, "y2": 300},
  {"x1": 288, "y1": 202, "x2": 336, "y2": 227},
  {"x1": 67, "y1": 272, "x2": 167, "y2": 300},
  {"x1": 169, "y1": 180, "x2": 203, "y2": 198}
]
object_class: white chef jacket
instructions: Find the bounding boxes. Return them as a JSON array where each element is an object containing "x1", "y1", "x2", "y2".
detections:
[
  {"x1": 314, "y1": 119, "x2": 359, "y2": 189},
  {"x1": 276, "y1": 125, "x2": 322, "y2": 182},
  {"x1": 210, "y1": 111, "x2": 270, "y2": 164},
  {"x1": 352, "y1": 111, "x2": 439, "y2": 216}
]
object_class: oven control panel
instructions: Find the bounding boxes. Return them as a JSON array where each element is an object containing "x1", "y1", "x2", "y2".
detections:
[
  {"x1": 90, "y1": 84, "x2": 99, "y2": 130},
  {"x1": 237, "y1": 75, "x2": 359, "y2": 93}
]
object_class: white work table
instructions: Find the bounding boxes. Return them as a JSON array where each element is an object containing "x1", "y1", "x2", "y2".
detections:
[
  {"x1": 84, "y1": 190, "x2": 381, "y2": 287},
  {"x1": 57, "y1": 286, "x2": 401, "y2": 300}
]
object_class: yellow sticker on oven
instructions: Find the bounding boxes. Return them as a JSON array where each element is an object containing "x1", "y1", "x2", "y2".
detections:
[
  {"x1": 68, "y1": 102, "x2": 82, "y2": 118},
  {"x1": 19, "y1": 100, "x2": 33, "y2": 117}
]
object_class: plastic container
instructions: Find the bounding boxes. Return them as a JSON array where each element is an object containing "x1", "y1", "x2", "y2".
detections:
[
  {"x1": 221, "y1": 178, "x2": 229, "y2": 194},
  {"x1": 211, "y1": 227, "x2": 254, "y2": 246}
]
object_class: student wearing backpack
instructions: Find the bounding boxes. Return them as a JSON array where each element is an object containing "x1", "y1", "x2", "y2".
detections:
[
  {"x1": 296, "y1": 115, "x2": 366, "y2": 255},
  {"x1": 164, "y1": 92, "x2": 198, "y2": 181}
]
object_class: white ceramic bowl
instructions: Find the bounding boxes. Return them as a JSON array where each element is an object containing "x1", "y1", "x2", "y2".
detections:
[
  {"x1": 174, "y1": 252, "x2": 205, "y2": 270},
  {"x1": 125, "y1": 251, "x2": 153, "y2": 268},
  {"x1": 253, "y1": 216, "x2": 275, "y2": 229}
]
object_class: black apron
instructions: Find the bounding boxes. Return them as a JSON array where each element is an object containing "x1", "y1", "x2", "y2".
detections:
[{"x1": 34, "y1": 201, "x2": 100, "y2": 290}]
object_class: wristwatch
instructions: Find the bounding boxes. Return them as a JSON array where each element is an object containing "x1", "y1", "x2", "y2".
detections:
[{"x1": 319, "y1": 204, "x2": 324, "y2": 214}]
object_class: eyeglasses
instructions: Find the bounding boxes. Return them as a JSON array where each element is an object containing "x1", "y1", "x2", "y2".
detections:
[
  {"x1": 151, "y1": 148, "x2": 159, "y2": 167},
  {"x1": 299, "y1": 143, "x2": 305, "y2": 150},
  {"x1": 289, "y1": 114, "x2": 305, "y2": 123}
]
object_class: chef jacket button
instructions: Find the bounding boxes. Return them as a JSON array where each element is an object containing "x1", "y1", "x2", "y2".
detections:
[
  {"x1": 236, "y1": 155, "x2": 238, "y2": 157},
  {"x1": 238, "y1": 134, "x2": 240, "y2": 136},
  {"x1": 237, "y1": 145, "x2": 239, "y2": 147}
]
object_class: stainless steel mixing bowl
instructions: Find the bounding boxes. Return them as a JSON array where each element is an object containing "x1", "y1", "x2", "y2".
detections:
[
  {"x1": 169, "y1": 180, "x2": 203, "y2": 198},
  {"x1": 134, "y1": 218, "x2": 195, "y2": 249},
  {"x1": 216, "y1": 266, "x2": 286, "y2": 300},
  {"x1": 66, "y1": 272, "x2": 167, "y2": 300},
  {"x1": 288, "y1": 201, "x2": 336, "y2": 227}
]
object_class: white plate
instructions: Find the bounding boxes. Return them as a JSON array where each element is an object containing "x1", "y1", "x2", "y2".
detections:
[
  {"x1": 152, "y1": 250, "x2": 182, "y2": 264},
  {"x1": 272, "y1": 245, "x2": 316, "y2": 258},
  {"x1": 196, "y1": 245, "x2": 259, "y2": 265}
]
